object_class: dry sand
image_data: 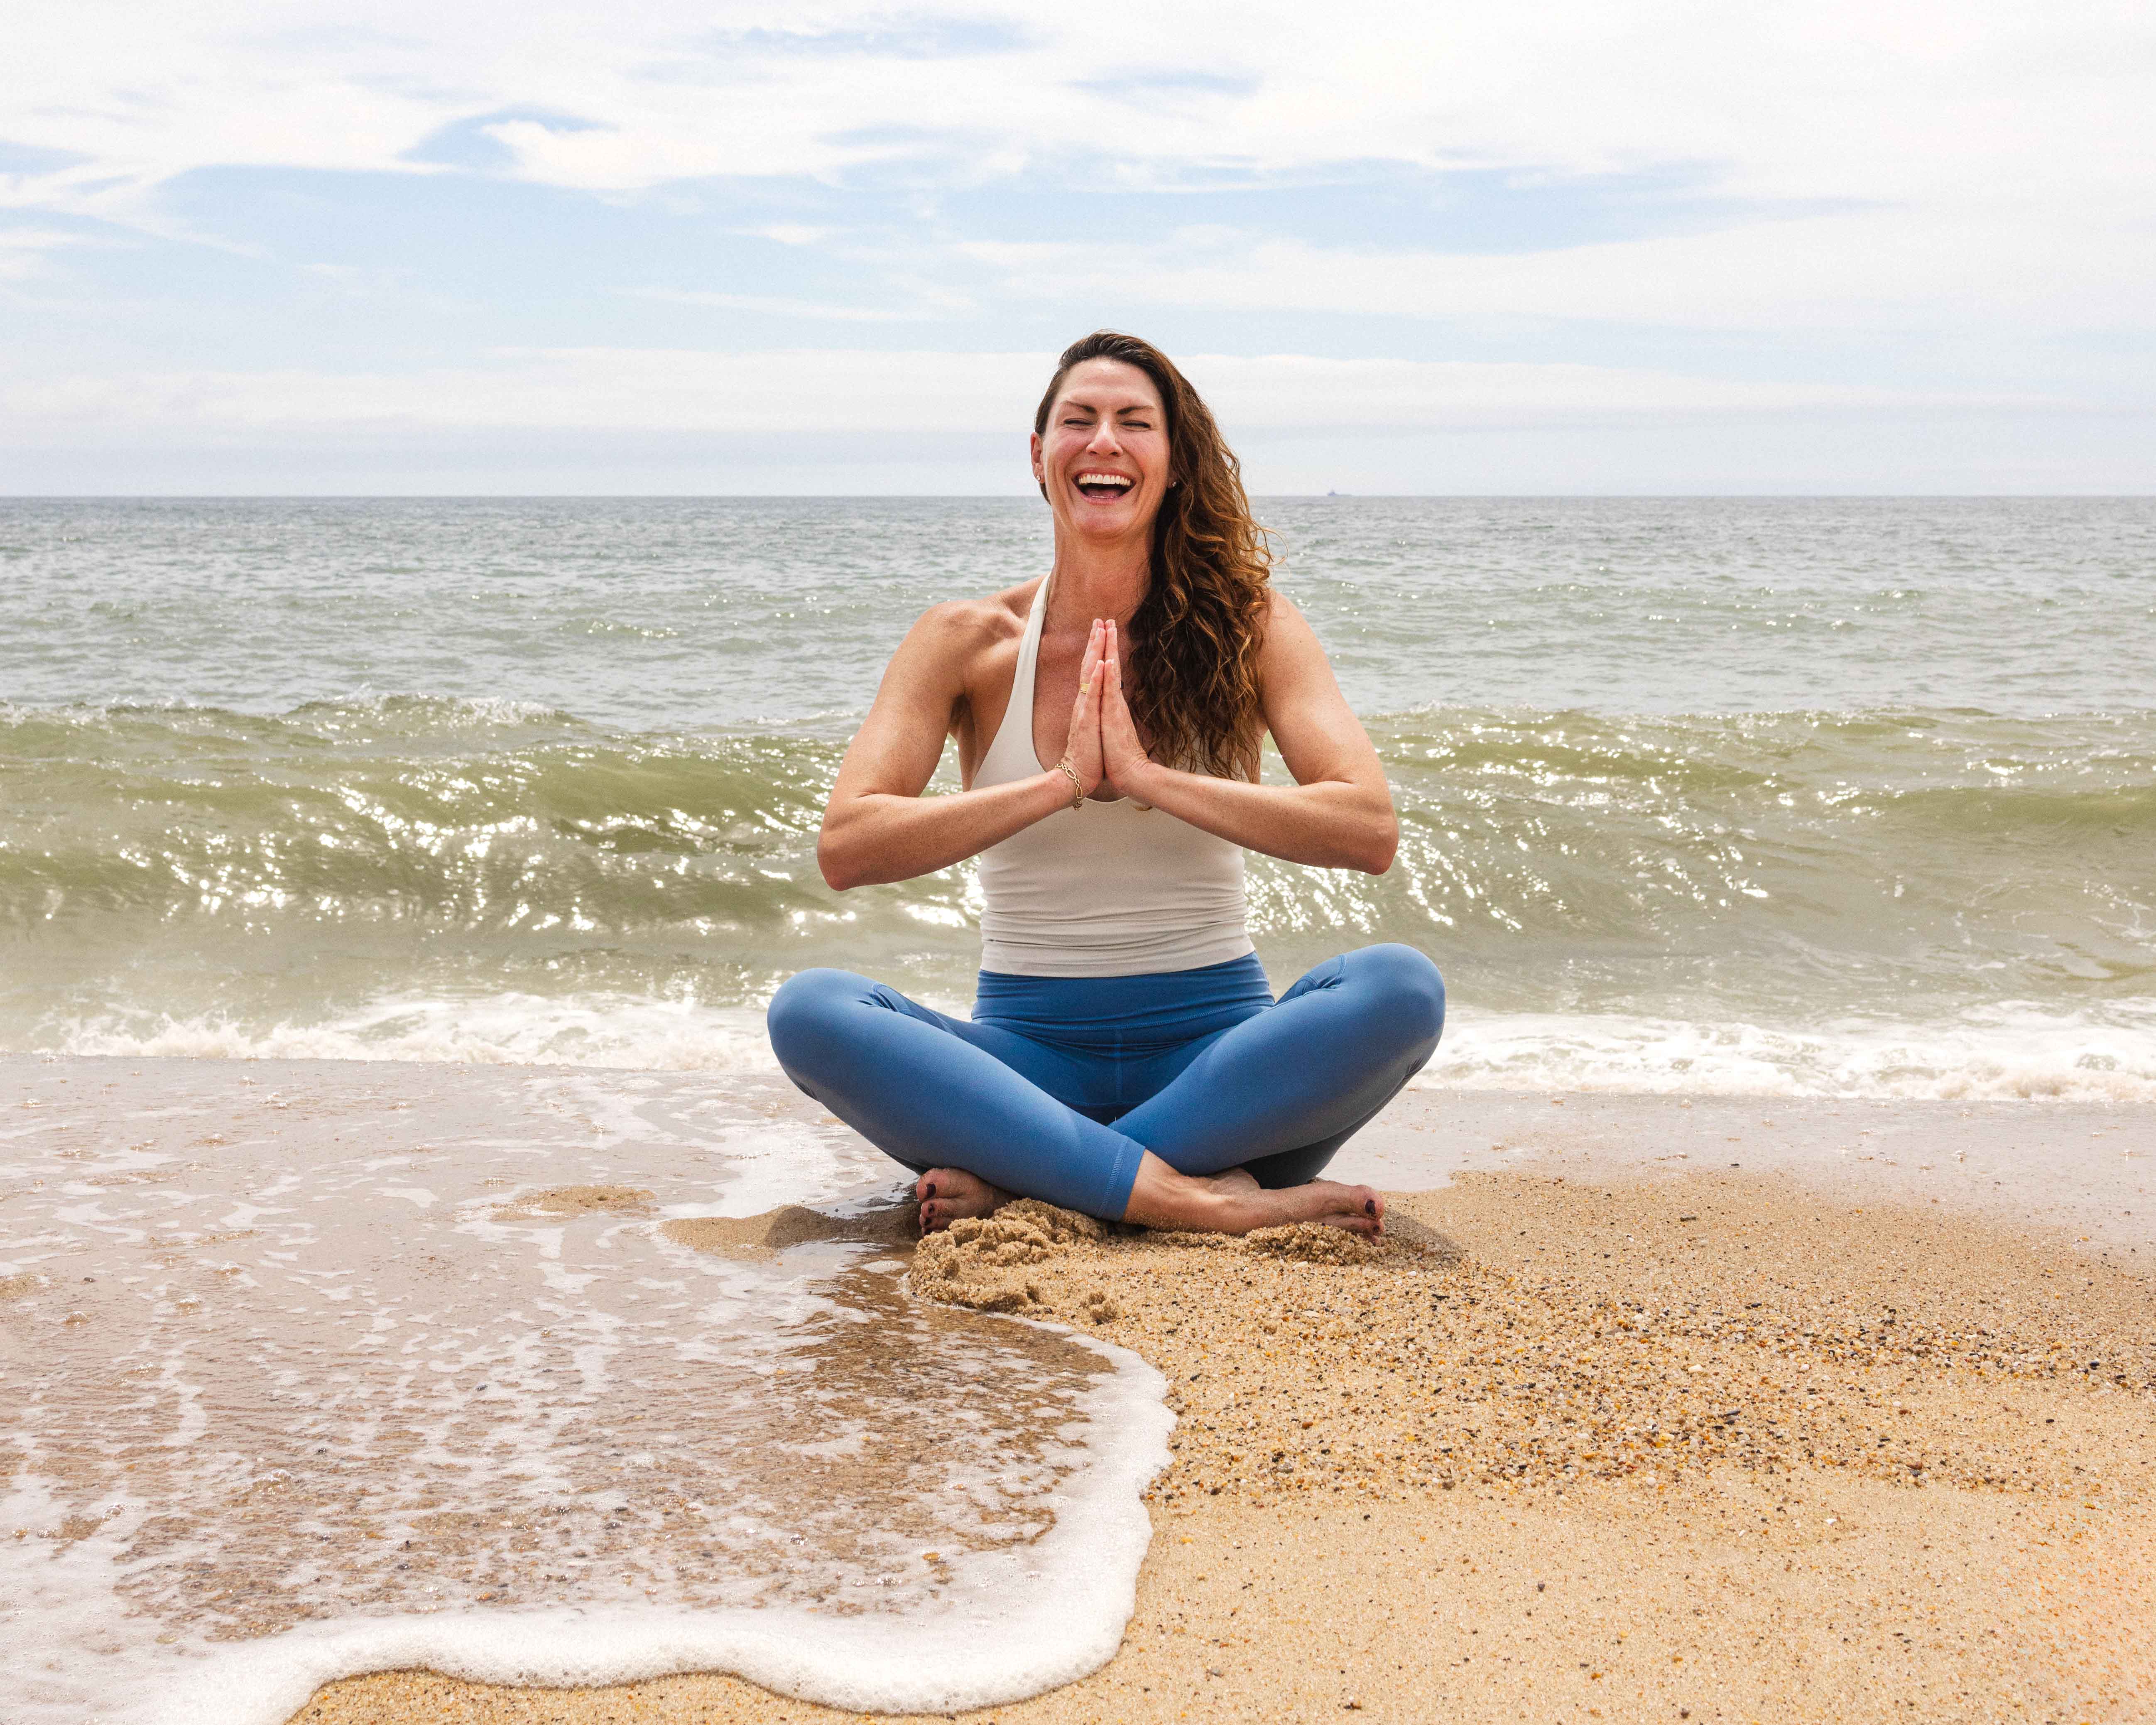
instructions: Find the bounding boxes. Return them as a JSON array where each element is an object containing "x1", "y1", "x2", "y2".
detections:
[{"x1": 294, "y1": 1138, "x2": 2156, "y2": 1725}]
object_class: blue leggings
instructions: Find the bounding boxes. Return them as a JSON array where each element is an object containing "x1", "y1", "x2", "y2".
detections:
[{"x1": 766, "y1": 945, "x2": 1444, "y2": 1220}]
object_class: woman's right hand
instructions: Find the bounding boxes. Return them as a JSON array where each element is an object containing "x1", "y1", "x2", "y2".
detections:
[
  {"x1": 1059, "y1": 618, "x2": 1107, "y2": 797},
  {"x1": 819, "y1": 602, "x2": 1113, "y2": 888}
]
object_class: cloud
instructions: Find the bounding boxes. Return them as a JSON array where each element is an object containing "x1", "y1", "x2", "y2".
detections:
[
  {"x1": 1184, "y1": 355, "x2": 2060, "y2": 426},
  {"x1": 689, "y1": 17, "x2": 1036, "y2": 60},
  {"x1": 0, "y1": 348, "x2": 2059, "y2": 445},
  {"x1": 736, "y1": 223, "x2": 832, "y2": 247},
  {"x1": 623, "y1": 289, "x2": 952, "y2": 322},
  {"x1": 960, "y1": 207, "x2": 2156, "y2": 333},
  {"x1": 8, "y1": 5, "x2": 2152, "y2": 220},
  {"x1": 2, "y1": 1, "x2": 2149, "y2": 493},
  {"x1": 402, "y1": 108, "x2": 611, "y2": 172}
]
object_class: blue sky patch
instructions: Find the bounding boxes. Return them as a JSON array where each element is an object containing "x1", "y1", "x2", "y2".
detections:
[
  {"x1": 0, "y1": 139, "x2": 93, "y2": 174},
  {"x1": 402, "y1": 109, "x2": 612, "y2": 172}
]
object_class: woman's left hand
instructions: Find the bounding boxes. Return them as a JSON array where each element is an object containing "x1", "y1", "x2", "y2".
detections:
[{"x1": 1100, "y1": 620, "x2": 1159, "y2": 799}]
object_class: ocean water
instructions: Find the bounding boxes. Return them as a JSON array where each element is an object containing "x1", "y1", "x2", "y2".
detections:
[
  {"x1": 0, "y1": 1060, "x2": 1168, "y2": 1722},
  {"x1": 2, "y1": 496, "x2": 2151, "y2": 1720},
  {"x1": 4, "y1": 496, "x2": 2153, "y2": 1101}
]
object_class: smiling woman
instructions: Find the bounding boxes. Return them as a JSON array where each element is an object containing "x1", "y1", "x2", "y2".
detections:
[
  {"x1": 766, "y1": 331, "x2": 1445, "y2": 1237},
  {"x1": 1032, "y1": 331, "x2": 1274, "y2": 784}
]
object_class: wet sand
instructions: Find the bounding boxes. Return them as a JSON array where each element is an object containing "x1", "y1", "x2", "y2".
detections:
[{"x1": 292, "y1": 1095, "x2": 2156, "y2": 1725}]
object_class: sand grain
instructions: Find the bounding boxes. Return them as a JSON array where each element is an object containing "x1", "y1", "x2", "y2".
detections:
[{"x1": 294, "y1": 1166, "x2": 2156, "y2": 1724}]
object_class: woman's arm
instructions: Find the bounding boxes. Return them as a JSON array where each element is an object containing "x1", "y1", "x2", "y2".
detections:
[
  {"x1": 818, "y1": 604, "x2": 1107, "y2": 890},
  {"x1": 1099, "y1": 598, "x2": 1398, "y2": 875}
]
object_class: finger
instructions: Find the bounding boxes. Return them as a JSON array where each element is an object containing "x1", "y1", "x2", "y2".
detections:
[{"x1": 1073, "y1": 622, "x2": 1101, "y2": 711}]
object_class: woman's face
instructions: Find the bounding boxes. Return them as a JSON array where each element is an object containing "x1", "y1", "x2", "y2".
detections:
[{"x1": 1031, "y1": 358, "x2": 1171, "y2": 542}]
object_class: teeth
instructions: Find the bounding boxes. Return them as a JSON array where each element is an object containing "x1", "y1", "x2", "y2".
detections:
[{"x1": 1077, "y1": 473, "x2": 1132, "y2": 488}]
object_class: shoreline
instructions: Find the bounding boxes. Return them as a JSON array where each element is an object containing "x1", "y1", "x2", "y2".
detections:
[
  {"x1": 294, "y1": 1152, "x2": 2156, "y2": 1722},
  {"x1": 2, "y1": 1059, "x2": 2149, "y2": 1720},
  {"x1": 280, "y1": 1070, "x2": 2153, "y2": 1724}
]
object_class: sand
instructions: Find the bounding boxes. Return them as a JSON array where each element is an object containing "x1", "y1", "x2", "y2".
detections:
[
  {"x1": 495, "y1": 1184, "x2": 658, "y2": 1220},
  {"x1": 661, "y1": 1202, "x2": 917, "y2": 1256},
  {"x1": 291, "y1": 1105, "x2": 2156, "y2": 1725}
]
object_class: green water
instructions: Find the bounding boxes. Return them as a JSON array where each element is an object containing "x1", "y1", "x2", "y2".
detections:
[{"x1": 4, "y1": 497, "x2": 2152, "y2": 1095}]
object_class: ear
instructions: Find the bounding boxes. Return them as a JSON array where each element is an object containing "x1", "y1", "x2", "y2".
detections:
[{"x1": 1029, "y1": 430, "x2": 1045, "y2": 487}]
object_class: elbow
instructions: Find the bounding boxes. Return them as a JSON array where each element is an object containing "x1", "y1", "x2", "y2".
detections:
[
  {"x1": 816, "y1": 834, "x2": 865, "y2": 892},
  {"x1": 1358, "y1": 812, "x2": 1399, "y2": 876}
]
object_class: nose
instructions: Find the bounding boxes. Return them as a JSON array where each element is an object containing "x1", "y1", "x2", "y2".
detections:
[{"x1": 1084, "y1": 420, "x2": 1123, "y2": 457}]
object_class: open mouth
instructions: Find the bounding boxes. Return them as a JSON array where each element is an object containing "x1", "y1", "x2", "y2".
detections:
[{"x1": 1074, "y1": 471, "x2": 1134, "y2": 500}]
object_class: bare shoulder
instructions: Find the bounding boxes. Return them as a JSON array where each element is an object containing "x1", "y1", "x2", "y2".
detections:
[
  {"x1": 1262, "y1": 586, "x2": 1313, "y2": 633},
  {"x1": 902, "y1": 579, "x2": 1039, "y2": 676},
  {"x1": 913, "y1": 580, "x2": 1034, "y2": 647},
  {"x1": 1257, "y1": 587, "x2": 1328, "y2": 669}
]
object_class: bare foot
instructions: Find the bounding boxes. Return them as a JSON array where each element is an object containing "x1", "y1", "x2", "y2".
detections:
[
  {"x1": 914, "y1": 1167, "x2": 1008, "y2": 1235},
  {"x1": 1271, "y1": 1179, "x2": 1385, "y2": 1237},
  {"x1": 1123, "y1": 1153, "x2": 1384, "y2": 1236}
]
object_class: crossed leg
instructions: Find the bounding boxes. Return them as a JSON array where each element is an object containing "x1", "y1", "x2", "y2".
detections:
[
  {"x1": 915, "y1": 1161, "x2": 1382, "y2": 1235},
  {"x1": 766, "y1": 945, "x2": 1443, "y2": 1235}
]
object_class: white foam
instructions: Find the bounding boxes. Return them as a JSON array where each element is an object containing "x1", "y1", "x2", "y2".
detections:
[
  {"x1": 1423, "y1": 1000, "x2": 2156, "y2": 1103},
  {"x1": 1, "y1": 1340, "x2": 1168, "y2": 1725},
  {"x1": 37, "y1": 987, "x2": 2156, "y2": 1104},
  {"x1": 39, "y1": 993, "x2": 787, "y2": 1073},
  {"x1": 0, "y1": 1066, "x2": 1171, "y2": 1725},
  {"x1": 128, "y1": 1336, "x2": 1169, "y2": 1725},
  {"x1": 32, "y1": 983, "x2": 998, "y2": 1078},
  {"x1": 0, "y1": 693, "x2": 573, "y2": 731}
]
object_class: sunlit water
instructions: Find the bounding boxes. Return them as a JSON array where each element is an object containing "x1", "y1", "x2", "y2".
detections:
[{"x1": 5, "y1": 497, "x2": 2152, "y2": 1099}]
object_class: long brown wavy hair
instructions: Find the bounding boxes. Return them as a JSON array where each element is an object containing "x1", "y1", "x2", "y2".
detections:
[{"x1": 1034, "y1": 331, "x2": 1271, "y2": 780}]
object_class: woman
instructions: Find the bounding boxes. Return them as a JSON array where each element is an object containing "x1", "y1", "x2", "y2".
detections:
[{"x1": 767, "y1": 332, "x2": 1444, "y2": 1236}]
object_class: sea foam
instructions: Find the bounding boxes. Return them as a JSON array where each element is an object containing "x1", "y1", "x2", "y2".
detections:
[
  {"x1": 1425, "y1": 1001, "x2": 2156, "y2": 1104},
  {"x1": 36, "y1": 989, "x2": 2156, "y2": 1103},
  {"x1": 0, "y1": 1061, "x2": 1169, "y2": 1725}
]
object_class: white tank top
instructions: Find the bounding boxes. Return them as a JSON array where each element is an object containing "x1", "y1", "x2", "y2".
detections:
[{"x1": 973, "y1": 577, "x2": 1254, "y2": 977}]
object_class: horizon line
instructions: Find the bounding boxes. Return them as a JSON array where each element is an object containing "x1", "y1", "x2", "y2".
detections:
[{"x1": 5, "y1": 492, "x2": 2153, "y2": 503}]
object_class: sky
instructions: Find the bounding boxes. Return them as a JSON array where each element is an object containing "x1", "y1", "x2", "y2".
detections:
[{"x1": 3, "y1": 2, "x2": 2153, "y2": 494}]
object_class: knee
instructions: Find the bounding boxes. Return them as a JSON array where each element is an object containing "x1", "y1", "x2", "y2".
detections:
[
  {"x1": 1352, "y1": 944, "x2": 1446, "y2": 1050},
  {"x1": 765, "y1": 968, "x2": 871, "y2": 1074}
]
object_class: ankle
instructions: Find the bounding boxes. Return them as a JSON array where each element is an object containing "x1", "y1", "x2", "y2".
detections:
[{"x1": 1198, "y1": 1184, "x2": 1263, "y2": 1233}]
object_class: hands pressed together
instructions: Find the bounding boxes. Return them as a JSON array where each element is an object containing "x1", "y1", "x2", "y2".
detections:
[
  {"x1": 816, "y1": 582, "x2": 1396, "y2": 889},
  {"x1": 1058, "y1": 618, "x2": 1157, "y2": 806}
]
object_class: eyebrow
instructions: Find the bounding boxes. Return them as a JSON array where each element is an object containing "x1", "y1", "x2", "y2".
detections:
[{"x1": 1057, "y1": 401, "x2": 1159, "y2": 415}]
